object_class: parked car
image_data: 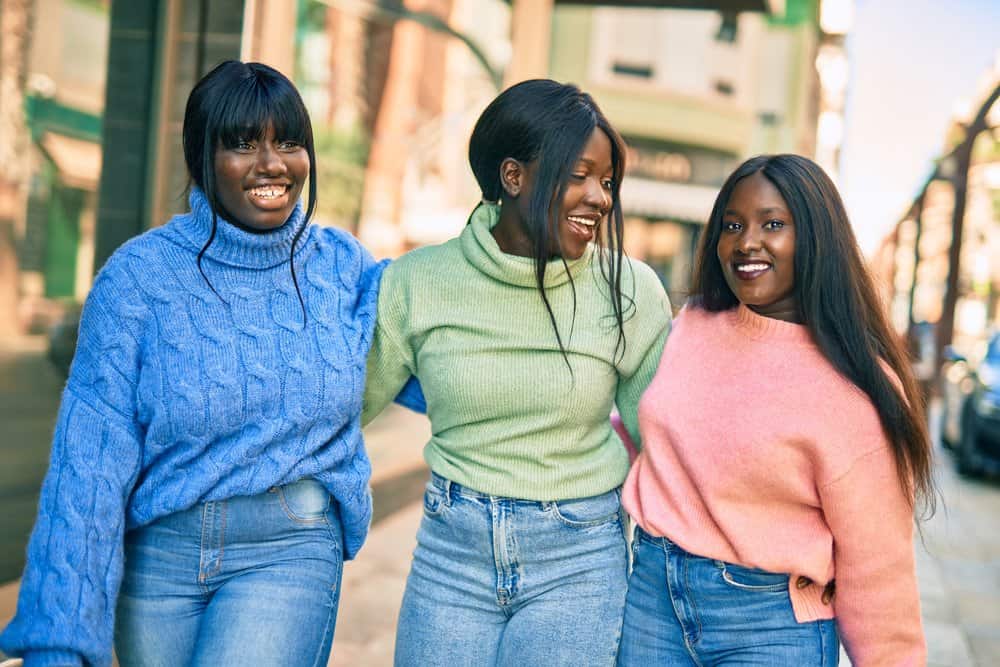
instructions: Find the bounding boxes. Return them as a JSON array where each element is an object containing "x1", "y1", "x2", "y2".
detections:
[{"x1": 939, "y1": 332, "x2": 1000, "y2": 476}]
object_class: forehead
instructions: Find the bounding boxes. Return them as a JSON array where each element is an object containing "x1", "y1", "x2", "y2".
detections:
[
  {"x1": 726, "y1": 171, "x2": 788, "y2": 212},
  {"x1": 576, "y1": 128, "x2": 613, "y2": 169}
]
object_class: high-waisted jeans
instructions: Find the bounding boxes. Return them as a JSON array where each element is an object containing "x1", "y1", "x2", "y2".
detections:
[
  {"x1": 114, "y1": 478, "x2": 344, "y2": 667},
  {"x1": 394, "y1": 472, "x2": 629, "y2": 667},
  {"x1": 618, "y1": 527, "x2": 840, "y2": 666}
]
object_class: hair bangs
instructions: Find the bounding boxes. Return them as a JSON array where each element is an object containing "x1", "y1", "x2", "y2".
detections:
[{"x1": 213, "y1": 74, "x2": 312, "y2": 150}]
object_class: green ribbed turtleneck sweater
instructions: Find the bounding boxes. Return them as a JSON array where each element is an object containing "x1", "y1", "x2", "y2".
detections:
[{"x1": 363, "y1": 204, "x2": 671, "y2": 500}]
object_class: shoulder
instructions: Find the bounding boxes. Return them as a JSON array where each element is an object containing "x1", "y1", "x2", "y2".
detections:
[
  {"x1": 87, "y1": 230, "x2": 171, "y2": 307},
  {"x1": 620, "y1": 256, "x2": 664, "y2": 295},
  {"x1": 311, "y1": 224, "x2": 367, "y2": 253},
  {"x1": 383, "y1": 237, "x2": 462, "y2": 284}
]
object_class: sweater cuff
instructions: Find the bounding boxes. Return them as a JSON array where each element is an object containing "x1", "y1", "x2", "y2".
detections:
[{"x1": 22, "y1": 650, "x2": 83, "y2": 667}]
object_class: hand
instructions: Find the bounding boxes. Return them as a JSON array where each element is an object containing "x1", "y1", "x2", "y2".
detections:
[{"x1": 796, "y1": 576, "x2": 836, "y2": 604}]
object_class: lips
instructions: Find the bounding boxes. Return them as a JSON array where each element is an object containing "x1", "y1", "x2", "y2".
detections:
[
  {"x1": 246, "y1": 183, "x2": 291, "y2": 209},
  {"x1": 566, "y1": 214, "x2": 601, "y2": 242},
  {"x1": 733, "y1": 261, "x2": 772, "y2": 280}
]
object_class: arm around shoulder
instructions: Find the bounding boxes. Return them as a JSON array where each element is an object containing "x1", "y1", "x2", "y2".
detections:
[
  {"x1": 362, "y1": 261, "x2": 417, "y2": 425},
  {"x1": 614, "y1": 259, "x2": 672, "y2": 448}
]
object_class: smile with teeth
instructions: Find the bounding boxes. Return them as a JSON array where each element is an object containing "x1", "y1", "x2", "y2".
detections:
[
  {"x1": 248, "y1": 184, "x2": 289, "y2": 199},
  {"x1": 567, "y1": 215, "x2": 598, "y2": 228},
  {"x1": 736, "y1": 262, "x2": 770, "y2": 272}
]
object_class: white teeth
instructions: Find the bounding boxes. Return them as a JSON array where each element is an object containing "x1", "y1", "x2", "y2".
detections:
[
  {"x1": 250, "y1": 185, "x2": 287, "y2": 199},
  {"x1": 737, "y1": 263, "x2": 770, "y2": 272},
  {"x1": 567, "y1": 215, "x2": 597, "y2": 227}
]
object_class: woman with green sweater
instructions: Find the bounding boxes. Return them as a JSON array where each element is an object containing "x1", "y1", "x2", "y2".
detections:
[{"x1": 362, "y1": 79, "x2": 671, "y2": 666}]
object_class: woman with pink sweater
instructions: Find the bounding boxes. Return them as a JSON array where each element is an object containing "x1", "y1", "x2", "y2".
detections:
[{"x1": 618, "y1": 154, "x2": 934, "y2": 666}]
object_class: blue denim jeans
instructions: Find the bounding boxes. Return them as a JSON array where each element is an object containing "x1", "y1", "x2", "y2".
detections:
[
  {"x1": 114, "y1": 478, "x2": 344, "y2": 667},
  {"x1": 618, "y1": 527, "x2": 839, "y2": 666},
  {"x1": 394, "y1": 473, "x2": 629, "y2": 666}
]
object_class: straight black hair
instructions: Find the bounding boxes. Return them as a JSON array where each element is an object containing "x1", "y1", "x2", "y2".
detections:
[
  {"x1": 468, "y1": 79, "x2": 631, "y2": 368},
  {"x1": 691, "y1": 154, "x2": 934, "y2": 518},
  {"x1": 182, "y1": 59, "x2": 317, "y2": 318}
]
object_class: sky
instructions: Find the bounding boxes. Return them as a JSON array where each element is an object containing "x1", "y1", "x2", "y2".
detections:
[{"x1": 840, "y1": 0, "x2": 999, "y2": 254}]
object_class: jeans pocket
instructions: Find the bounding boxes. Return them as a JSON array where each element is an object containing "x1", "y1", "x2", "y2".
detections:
[
  {"x1": 422, "y1": 483, "x2": 448, "y2": 517},
  {"x1": 549, "y1": 489, "x2": 621, "y2": 528},
  {"x1": 275, "y1": 478, "x2": 332, "y2": 524},
  {"x1": 716, "y1": 562, "x2": 789, "y2": 592}
]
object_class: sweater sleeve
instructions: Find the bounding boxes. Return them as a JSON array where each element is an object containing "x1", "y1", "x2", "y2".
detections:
[
  {"x1": 819, "y1": 445, "x2": 926, "y2": 666},
  {"x1": 614, "y1": 264, "x2": 671, "y2": 449},
  {"x1": 0, "y1": 269, "x2": 144, "y2": 667},
  {"x1": 362, "y1": 265, "x2": 416, "y2": 425}
]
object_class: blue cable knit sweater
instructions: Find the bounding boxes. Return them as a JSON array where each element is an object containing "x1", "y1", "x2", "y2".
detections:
[{"x1": 0, "y1": 189, "x2": 391, "y2": 667}]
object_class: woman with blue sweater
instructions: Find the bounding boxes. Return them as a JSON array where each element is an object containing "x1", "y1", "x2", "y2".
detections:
[{"x1": 0, "y1": 60, "x2": 402, "y2": 666}]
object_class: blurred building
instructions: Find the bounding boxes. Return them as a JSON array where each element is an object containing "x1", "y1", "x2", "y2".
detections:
[
  {"x1": 2, "y1": 0, "x2": 109, "y2": 332},
  {"x1": 545, "y1": 0, "x2": 838, "y2": 301},
  {"x1": 0, "y1": 0, "x2": 851, "y2": 330},
  {"x1": 873, "y1": 57, "x2": 999, "y2": 366}
]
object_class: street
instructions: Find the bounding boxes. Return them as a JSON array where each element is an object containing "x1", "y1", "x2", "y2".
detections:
[{"x1": 1, "y1": 337, "x2": 999, "y2": 665}]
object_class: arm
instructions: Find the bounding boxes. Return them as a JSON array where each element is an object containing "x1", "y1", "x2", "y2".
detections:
[
  {"x1": 819, "y1": 446, "x2": 925, "y2": 666},
  {"x1": 0, "y1": 270, "x2": 144, "y2": 667},
  {"x1": 614, "y1": 265, "x2": 672, "y2": 450},
  {"x1": 362, "y1": 266, "x2": 416, "y2": 425}
]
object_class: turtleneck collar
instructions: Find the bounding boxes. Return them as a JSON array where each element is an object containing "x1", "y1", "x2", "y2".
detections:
[
  {"x1": 729, "y1": 302, "x2": 813, "y2": 346},
  {"x1": 459, "y1": 203, "x2": 593, "y2": 288},
  {"x1": 172, "y1": 187, "x2": 312, "y2": 269}
]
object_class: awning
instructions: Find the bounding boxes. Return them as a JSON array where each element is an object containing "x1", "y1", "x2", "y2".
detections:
[
  {"x1": 548, "y1": 0, "x2": 782, "y2": 13},
  {"x1": 40, "y1": 131, "x2": 102, "y2": 191},
  {"x1": 619, "y1": 177, "x2": 719, "y2": 224}
]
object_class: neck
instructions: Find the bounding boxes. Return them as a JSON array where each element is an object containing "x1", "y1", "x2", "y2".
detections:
[
  {"x1": 746, "y1": 299, "x2": 802, "y2": 323},
  {"x1": 491, "y1": 205, "x2": 534, "y2": 258}
]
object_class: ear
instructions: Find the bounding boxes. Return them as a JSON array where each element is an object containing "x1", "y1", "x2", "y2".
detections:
[{"x1": 500, "y1": 158, "x2": 524, "y2": 198}]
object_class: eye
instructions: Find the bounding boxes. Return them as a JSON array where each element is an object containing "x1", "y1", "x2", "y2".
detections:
[
  {"x1": 602, "y1": 178, "x2": 614, "y2": 190},
  {"x1": 722, "y1": 220, "x2": 741, "y2": 232},
  {"x1": 570, "y1": 173, "x2": 586, "y2": 181},
  {"x1": 764, "y1": 219, "x2": 786, "y2": 230},
  {"x1": 233, "y1": 139, "x2": 254, "y2": 151},
  {"x1": 278, "y1": 140, "x2": 301, "y2": 150}
]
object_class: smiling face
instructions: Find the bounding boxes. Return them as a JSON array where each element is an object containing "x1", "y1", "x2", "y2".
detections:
[
  {"x1": 716, "y1": 170, "x2": 799, "y2": 322},
  {"x1": 548, "y1": 127, "x2": 614, "y2": 259},
  {"x1": 213, "y1": 122, "x2": 309, "y2": 232},
  {"x1": 493, "y1": 127, "x2": 614, "y2": 260}
]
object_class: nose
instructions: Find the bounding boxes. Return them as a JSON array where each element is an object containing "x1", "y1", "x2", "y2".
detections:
[
  {"x1": 255, "y1": 141, "x2": 286, "y2": 175},
  {"x1": 735, "y1": 227, "x2": 762, "y2": 254},
  {"x1": 583, "y1": 177, "x2": 610, "y2": 212}
]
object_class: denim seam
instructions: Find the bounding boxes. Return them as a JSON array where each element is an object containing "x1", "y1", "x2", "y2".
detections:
[
  {"x1": 663, "y1": 551, "x2": 703, "y2": 667},
  {"x1": 818, "y1": 619, "x2": 827, "y2": 667},
  {"x1": 309, "y1": 554, "x2": 343, "y2": 667},
  {"x1": 681, "y1": 555, "x2": 704, "y2": 653}
]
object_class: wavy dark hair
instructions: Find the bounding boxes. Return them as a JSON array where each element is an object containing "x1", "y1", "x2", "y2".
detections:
[
  {"x1": 691, "y1": 154, "x2": 934, "y2": 517},
  {"x1": 468, "y1": 79, "x2": 630, "y2": 368},
  {"x1": 182, "y1": 60, "x2": 317, "y2": 318}
]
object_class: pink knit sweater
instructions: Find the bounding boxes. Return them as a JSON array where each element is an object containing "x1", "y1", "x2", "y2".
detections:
[{"x1": 622, "y1": 304, "x2": 925, "y2": 666}]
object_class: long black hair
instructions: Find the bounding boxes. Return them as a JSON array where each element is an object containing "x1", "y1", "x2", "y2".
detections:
[
  {"x1": 691, "y1": 154, "x2": 934, "y2": 517},
  {"x1": 468, "y1": 79, "x2": 630, "y2": 367},
  {"x1": 181, "y1": 60, "x2": 317, "y2": 317}
]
